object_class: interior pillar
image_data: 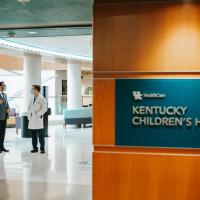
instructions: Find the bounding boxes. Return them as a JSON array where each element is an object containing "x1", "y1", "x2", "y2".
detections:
[
  {"x1": 23, "y1": 53, "x2": 41, "y2": 112},
  {"x1": 67, "y1": 61, "x2": 82, "y2": 110}
]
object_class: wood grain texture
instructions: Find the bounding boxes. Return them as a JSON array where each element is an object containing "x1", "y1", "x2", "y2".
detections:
[
  {"x1": 93, "y1": 1, "x2": 200, "y2": 199},
  {"x1": 94, "y1": 2, "x2": 200, "y2": 71},
  {"x1": 94, "y1": 72, "x2": 200, "y2": 78},
  {"x1": 93, "y1": 79, "x2": 115, "y2": 145},
  {"x1": 93, "y1": 151, "x2": 200, "y2": 200},
  {"x1": 94, "y1": 145, "x2": 200, "y2": 155},
  {"x1": 95, "y1": 0, "x2": 184, "y2": 3}
]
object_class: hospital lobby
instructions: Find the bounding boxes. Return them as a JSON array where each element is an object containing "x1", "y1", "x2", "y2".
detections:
[{"x1": 1, "y1": 0, "x2": 200, "y2": 200}]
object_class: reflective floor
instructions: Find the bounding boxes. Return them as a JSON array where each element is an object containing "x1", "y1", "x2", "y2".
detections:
[{"x1": 0, "y1": 126, "x2": 92, "y2": 200}]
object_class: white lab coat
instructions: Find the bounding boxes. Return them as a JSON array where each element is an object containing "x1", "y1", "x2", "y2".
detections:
[{"x1": 27, "y1": 94, "x2": 47, "y2": 130}]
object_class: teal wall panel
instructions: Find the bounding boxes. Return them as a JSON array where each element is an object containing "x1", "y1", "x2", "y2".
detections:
[{"x1": 116, "y1": 79, "x2": 200, "y2": 148}]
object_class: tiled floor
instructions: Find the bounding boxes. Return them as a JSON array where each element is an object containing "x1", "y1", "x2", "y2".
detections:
[{"x1": 0, "y1": 126, "x2": 92, "y2": 200}]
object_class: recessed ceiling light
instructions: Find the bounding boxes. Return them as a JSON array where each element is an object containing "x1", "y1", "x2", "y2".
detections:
[
  {"x1": 17, "y1": 0, "x2": 31, "y2": 3},
  {"x1": 28, "y1": 31, "x2": 37, "y2": 35}
]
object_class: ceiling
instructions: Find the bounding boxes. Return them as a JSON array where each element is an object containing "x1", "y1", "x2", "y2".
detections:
[
  {"x1": 0, "y1": 1, "x2": 93, "y2": 60},
  {"x1": 0, "y1": 0, "x2": 92, "y2": 26},
  {"x1": 0, "y1": 0, "x2": 93, "y2": 38},
  {"x1": 7, "y1": 35, "x2": 92, "y2": 58},
  {"x1": 0, "y1": 27, "x2": 92, "y2": 38}
]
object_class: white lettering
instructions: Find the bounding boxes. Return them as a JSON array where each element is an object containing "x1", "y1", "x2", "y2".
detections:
[{"x1": 132, "y1": 106, "x2": 188, "y2": 116}]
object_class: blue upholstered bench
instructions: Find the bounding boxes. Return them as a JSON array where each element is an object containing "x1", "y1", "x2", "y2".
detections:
[{"x1": 63, "y1": 107, "x2": 92, "y2": 127}]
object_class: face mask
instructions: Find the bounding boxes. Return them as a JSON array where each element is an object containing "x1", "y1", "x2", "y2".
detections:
[
  {"x1": 31, "y1": 89, "x2": 34, "y2": 95},
  {"x1": 2, "y1": 85, "x2": 6, "y2": 92}
]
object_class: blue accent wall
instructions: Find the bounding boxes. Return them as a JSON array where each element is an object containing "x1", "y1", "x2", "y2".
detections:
[{"x1": 116, "y1": 79, "x2": 200, "y2": 148}]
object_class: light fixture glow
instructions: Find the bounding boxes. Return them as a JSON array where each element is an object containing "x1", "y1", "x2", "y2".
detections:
[
  {"x1": 28, "y1": 31, "x2": 37, "y2": 35},
  {"x1": 0, "y1": 39, "x2": 92, "y2": 62},
  {"x1": 17, "y1": 0, "x2": 31, "y2": 3}
]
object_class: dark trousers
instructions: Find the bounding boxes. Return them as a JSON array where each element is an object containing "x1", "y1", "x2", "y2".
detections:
[
  {"x1": 31, "y1": 129, "x2": 45, "y2": 150},
  {"x1": 0, "y1": 120, "x2": 7, "y2": 150}
]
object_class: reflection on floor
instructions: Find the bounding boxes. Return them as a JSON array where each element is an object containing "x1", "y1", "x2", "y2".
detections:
[{"x1": 0, "y1": 126, "x2": 92, "y2": 200}]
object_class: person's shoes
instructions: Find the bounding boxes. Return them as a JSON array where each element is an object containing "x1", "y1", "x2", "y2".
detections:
[
  {"x1": 0, "y1": 150, "x2": 2, "y2": 153},
  {"x1": 2, "y1": 148, "x2": 9, "y2": 152},
  {"x1": 31, "y1": 149, "x2": 38, "y2": 153},
  {"x1": 40, "y1": 149, "x2": 45, "y2": 154}
]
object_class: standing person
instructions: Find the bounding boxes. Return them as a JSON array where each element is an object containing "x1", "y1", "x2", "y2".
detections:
[
  {"x1": 27, "y1": 85, "x2": 47, "y2": 154},
  {"x1": 0, "y1": 82, "x2": 10, "y2": 153}
]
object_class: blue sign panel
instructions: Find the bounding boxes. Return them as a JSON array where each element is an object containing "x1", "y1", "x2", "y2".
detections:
[{"x1": 115, "y1": 79, "x2": 200, "y2": 148}]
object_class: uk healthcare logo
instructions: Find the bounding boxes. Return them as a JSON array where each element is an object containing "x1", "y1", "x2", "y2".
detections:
[
  {"x1": 133, "y1": 91, "x2": 166, "y2": 100},
  {"x1": 133, "y1": 91, "x2": 143, "y2": 100}
]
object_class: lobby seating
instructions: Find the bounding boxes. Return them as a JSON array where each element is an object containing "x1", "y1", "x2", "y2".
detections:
[
  {"x1": 7, "y1": 108, "x2": 18, "y2": 128},
  {"x1": 63, "y1": 107, "x2": 92, "y2": 128}
]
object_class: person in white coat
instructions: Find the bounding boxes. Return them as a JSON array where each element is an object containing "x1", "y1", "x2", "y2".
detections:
[{"x1": 27, "y1": 85, "x2": 47, "y2": 154}]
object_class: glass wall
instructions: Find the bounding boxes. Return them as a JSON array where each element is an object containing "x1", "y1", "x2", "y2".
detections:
[
  {"x1": 0, "y1": 70, "x2": 93, "y2": 116},
  {"x1": 1, "y1": 70, "x2": 56, "y2": 115}
]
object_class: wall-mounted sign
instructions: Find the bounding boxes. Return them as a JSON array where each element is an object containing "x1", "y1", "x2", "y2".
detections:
[{"x1": 115, "y1": 79, "x2": 200, "y2": 148}]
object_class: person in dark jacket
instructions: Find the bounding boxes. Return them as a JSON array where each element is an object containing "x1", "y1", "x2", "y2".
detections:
[{"x1": 0, "y1": 82, "x2": 10, "y2": 153}]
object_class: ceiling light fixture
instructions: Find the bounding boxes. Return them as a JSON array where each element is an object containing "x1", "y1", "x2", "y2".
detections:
[
  {"x1": 17, "y1": 0, "x2": 31, "y2": 5},
  {"x1": 28, "y1": 31, "x2": 37, "y2": 35}
]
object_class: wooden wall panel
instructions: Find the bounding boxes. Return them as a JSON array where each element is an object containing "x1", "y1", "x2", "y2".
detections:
[
  {"x1": 94, "y1": 2, "x2": 200, "y2": 71},
  {"x1": 93, "y1": 79, "x2": 115, "y2": 145},
  {"x1": 95, "y1": 0, "x2": 180, "y2": 3},
  {"x1": 93, "y1": 74, "x2": 200, "y2": 146},
  {"x1": 93, "y1": 152, "x2": 200, "y2": 200},
  {"x1": 93, "y1": 72, "x2": 200, "y2": 79},
  {"x1": 93, "y1": 0, "x2": 200, "y2": 199}
]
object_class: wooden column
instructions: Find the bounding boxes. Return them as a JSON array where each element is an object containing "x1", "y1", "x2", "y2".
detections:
[{"x1": 93, "y1": 0, "x2": 200, "y2": 199}]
